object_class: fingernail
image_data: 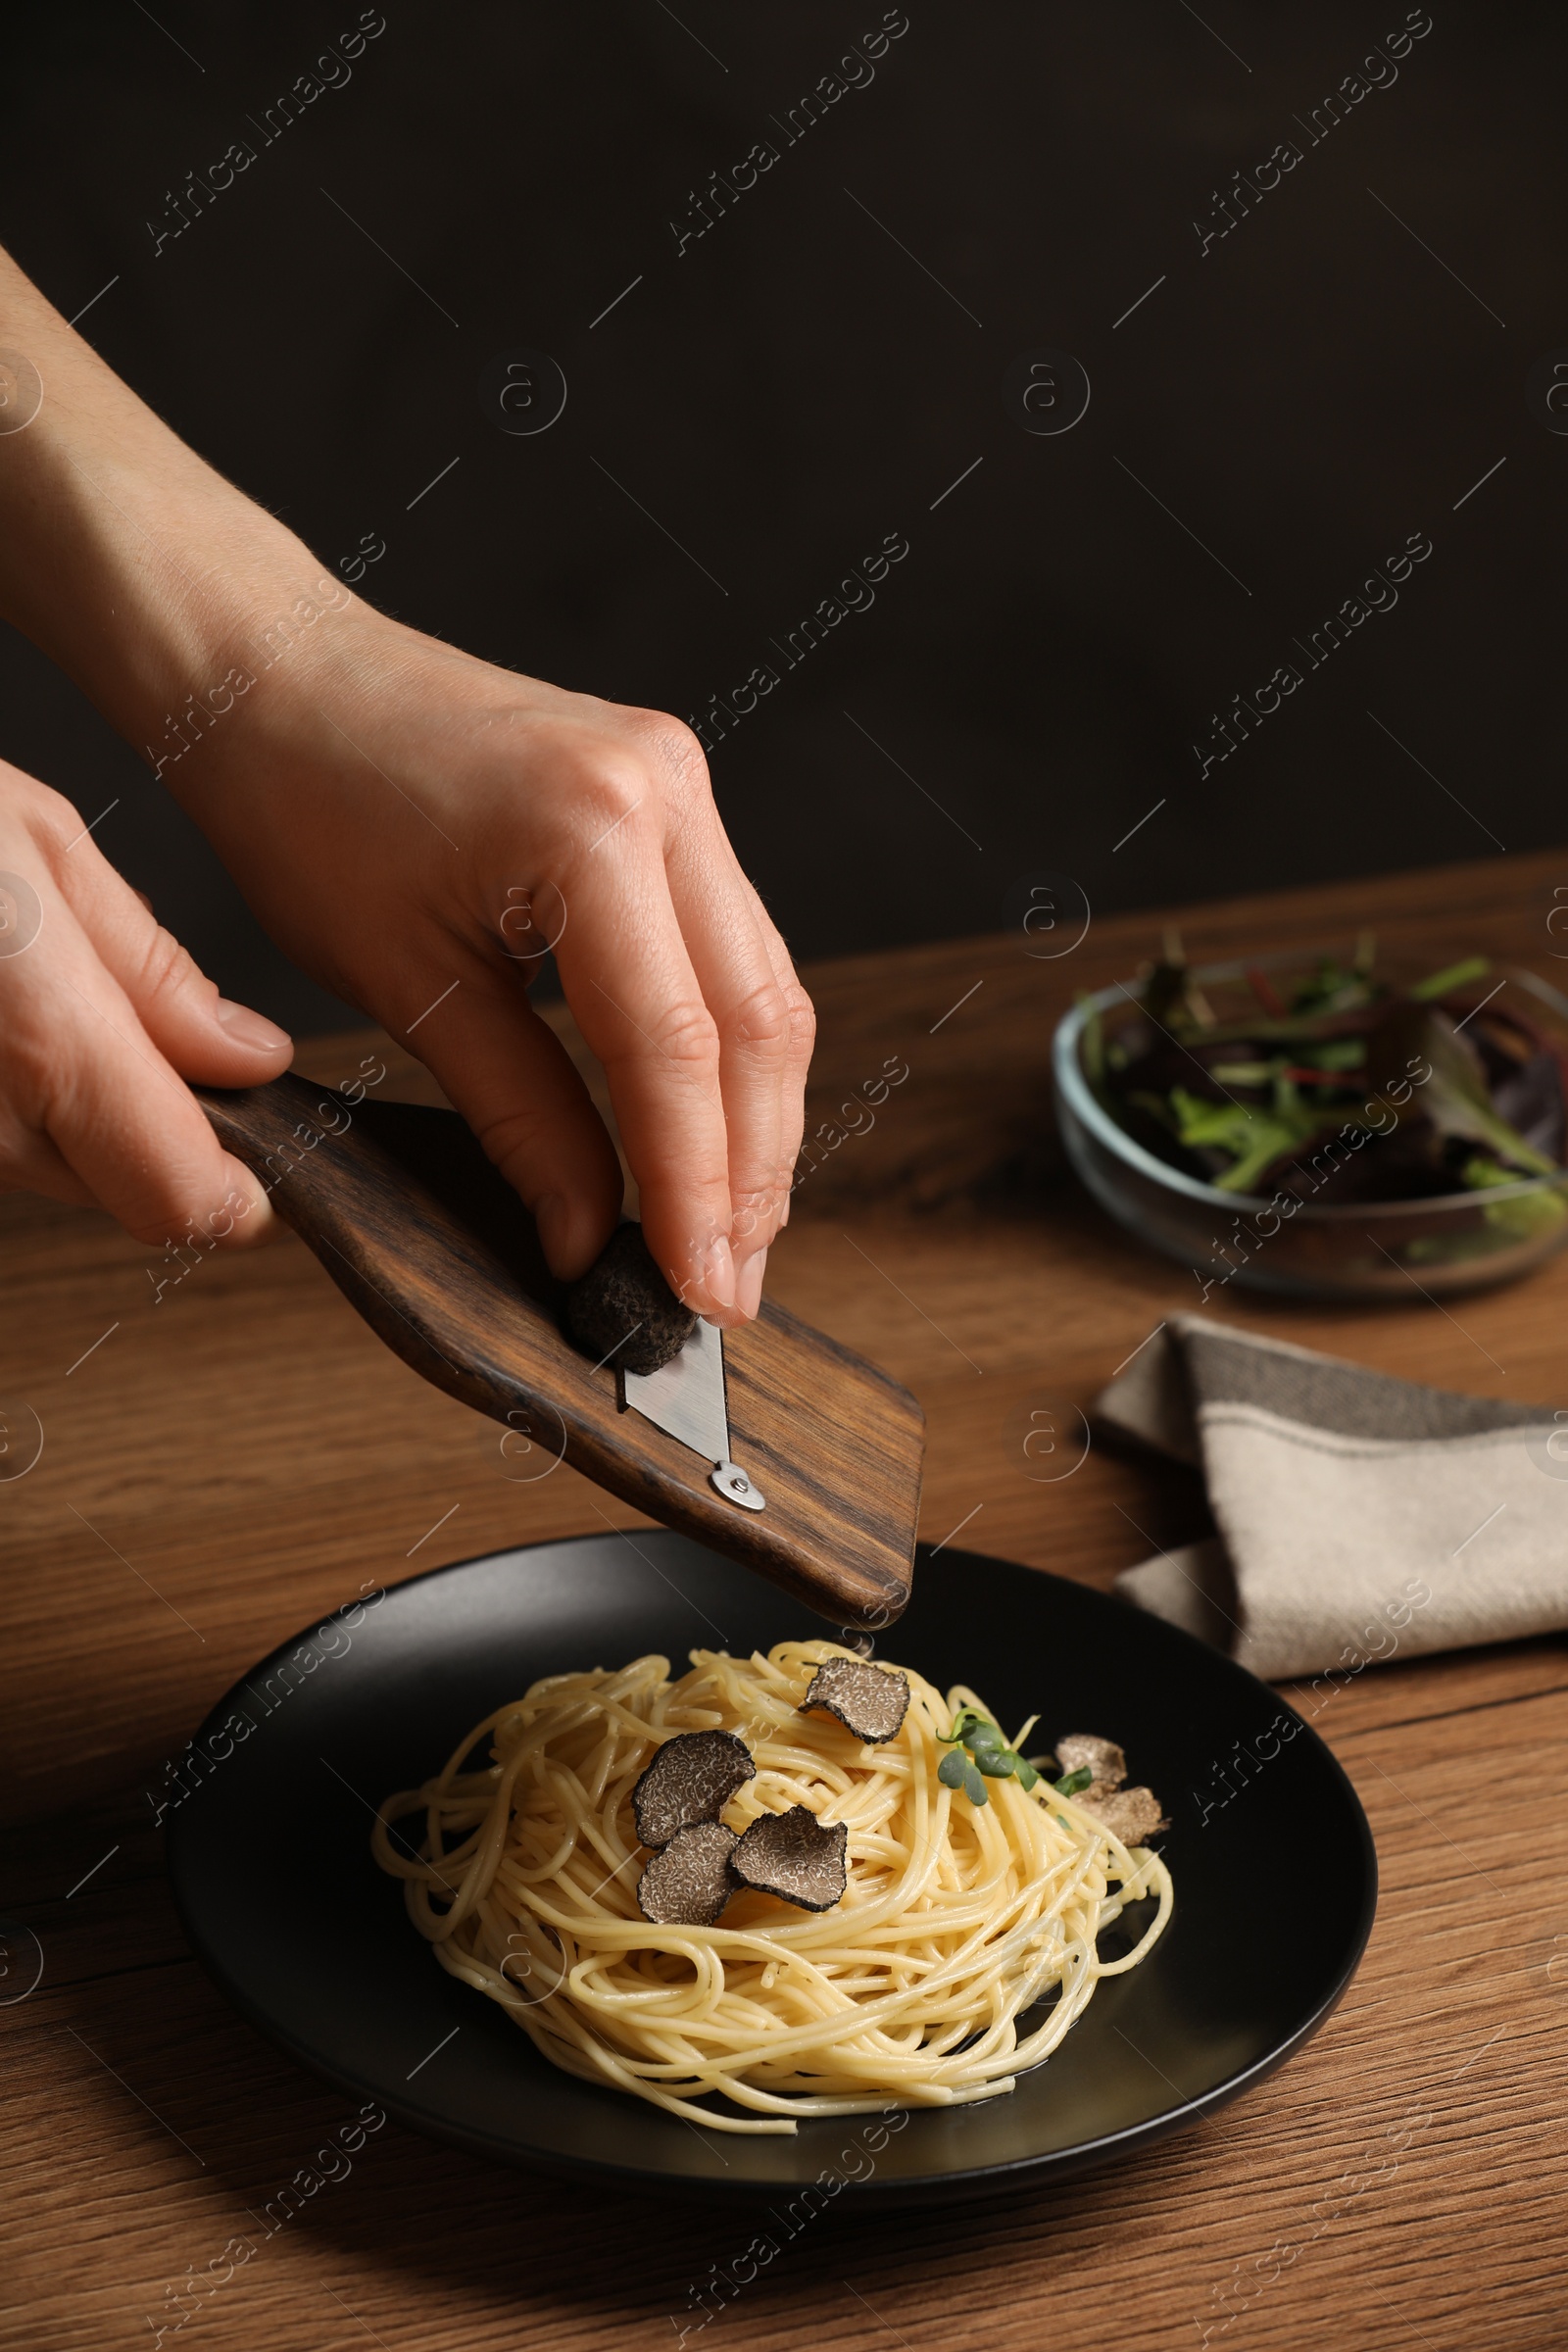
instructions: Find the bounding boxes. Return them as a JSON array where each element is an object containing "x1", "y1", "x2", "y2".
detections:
[
  {"x1": 214, "y1": 1156, "x2": 276, "y2": 1246},
  {"x1": 216, "y1": 997, "x2": 292, "y2": 1054},
  {"x1": 735, "y1": 1249, "x2": 766, "y2": 1318},
  {"x1": 702, "y1": 1233, "x2": 737, "y2": 1316}
]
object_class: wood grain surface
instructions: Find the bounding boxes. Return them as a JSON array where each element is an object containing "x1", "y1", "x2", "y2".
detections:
[
  {"x1": 194, "y1": 1078, "x2": 922, "y2": 1626},
  {"x1": 4, "y1": 847, "x2": 1567, "y2": 2352}
]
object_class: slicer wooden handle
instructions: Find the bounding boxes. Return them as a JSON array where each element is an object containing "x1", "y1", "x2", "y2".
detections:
[{"x1": 197, "y1": 1074, "x2": 923, "y2": 1626}]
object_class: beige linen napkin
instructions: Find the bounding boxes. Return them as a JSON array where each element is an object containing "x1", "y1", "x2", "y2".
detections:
[{"x1": 1098, "y1": 1317, "x2": 1568, "y2": 1681}]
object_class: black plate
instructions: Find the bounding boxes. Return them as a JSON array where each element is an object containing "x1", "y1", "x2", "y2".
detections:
[{"x1": 167, "y1": 1534, "x2": 1376, "y2": 2205}]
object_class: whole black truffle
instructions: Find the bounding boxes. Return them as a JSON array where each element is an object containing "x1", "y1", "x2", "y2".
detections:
[
  {"x1": 565, "y1": 1222, "x2": 697, "y2": 1375},
  {"x1": 631, "y1": 1729, "x2": 757, "y2": 1850},
  {"x1": 729, "y1": 1804, "x2": 849, "y2": 1912},
  {"x1": 638, "y1": 1822, "x2": 739, "y2": 1926}
]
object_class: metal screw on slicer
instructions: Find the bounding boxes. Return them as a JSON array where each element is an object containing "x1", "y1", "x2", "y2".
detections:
[{"x1": 710, "y1": 1460, "x2": 765, "y2": 1512}]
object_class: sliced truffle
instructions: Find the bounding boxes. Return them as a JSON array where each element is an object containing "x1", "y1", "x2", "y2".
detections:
[
  {"x1": 565, "y1": 1223, "x2": 697, "y2": 1376},
  {"x1": 637, "y1": 1822, "x2": 738, "y2": 1925},
  {"x1": 1081, "y1": 1786, "x2": 1169, "y2": 1845},
  {"x1": 730, "y1": 1804, "x2": 849, "y2": 1912},
  {"x1": 800, "y1": 1655, "x2": 910, "y2": 1744},
  {"x1": 631, "y1": 1729, "x2": 756, "y2": 1850},
  {"x1": 1052, "y1": 1734, "x2": 1162, "y2": 1832},
  {"x1": 1054, "y1": 1734, "x2": 1127, "y2": 1791}
]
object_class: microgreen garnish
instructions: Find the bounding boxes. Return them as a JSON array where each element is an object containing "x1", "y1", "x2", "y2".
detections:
[
  {"x1": 1053, "y1": 1766, "x2": 1094, "y2": 1797},
  {"x1": 938, "y1": 1710, "x2": 1043, "y2": 1802}
]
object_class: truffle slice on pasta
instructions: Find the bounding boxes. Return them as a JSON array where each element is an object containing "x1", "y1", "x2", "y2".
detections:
[
  {"x1": 1081, "y1": 1787, "x2": 1169, "y2": 1844},
  {"x1": 632, "y1": 1728, "x2": 756, "y2": 1849},
  {"x1": 800, "y1": 1655, "x2": 910, "y2": 1744},
  {"x1": 638, "y1": 1822, "x2": 739, "y2": 1925},
  {"x1": 730, "y1": 1805, "x2": 849, "y2": 1911},
  {"x1": 1054, "y1": 1733, "x2": 1166, "y2": 1843},
  {"x1": 1054, "y1": 1734, "x2": 1127, "y2": 1791}
]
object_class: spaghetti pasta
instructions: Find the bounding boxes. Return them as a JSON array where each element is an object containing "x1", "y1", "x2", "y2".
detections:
[{"x1": 372, "y1": 1640, "x2": 1173, "y2": 2133}]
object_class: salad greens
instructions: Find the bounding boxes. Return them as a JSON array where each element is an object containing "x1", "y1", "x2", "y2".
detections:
[{"x1": 1088, "y1": 939, "x2": 1567, "y2": 1209}]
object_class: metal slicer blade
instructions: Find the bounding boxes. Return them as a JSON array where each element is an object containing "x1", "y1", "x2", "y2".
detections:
[{"x1": 621, "y1": 1319, "x2": 765, "y2": 1511}]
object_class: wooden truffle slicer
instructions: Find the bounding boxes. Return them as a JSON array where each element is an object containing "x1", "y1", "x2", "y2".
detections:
[{"x1": 196, "y1": 1074, "x2": 924, "y2": 1627}]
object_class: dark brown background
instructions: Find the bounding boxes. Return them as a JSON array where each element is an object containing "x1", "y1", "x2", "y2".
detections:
[{"x1": 0, "y1": 0, "x2": 1559, "y2": 1031}]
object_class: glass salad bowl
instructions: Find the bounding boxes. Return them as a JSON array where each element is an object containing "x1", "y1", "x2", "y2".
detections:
[{"x1": 1051, "y1": 944, "x2": 1568, "y2": 1299}]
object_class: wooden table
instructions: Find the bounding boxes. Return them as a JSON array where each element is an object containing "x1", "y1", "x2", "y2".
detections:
[{"x1": 5, "y1": 848, "x2": 1566, "y2": 2352}]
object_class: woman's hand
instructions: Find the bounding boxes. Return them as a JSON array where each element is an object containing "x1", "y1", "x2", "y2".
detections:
[
  {"x1": 0, "y1": 245, "x2": 813, "y2": 1318},
  {"x1": 172, "y1": 600, "x2": 813, "y2": 1319},
  {"x1": 0, "y1": 758, "x2": 291, "y2": 1244}
]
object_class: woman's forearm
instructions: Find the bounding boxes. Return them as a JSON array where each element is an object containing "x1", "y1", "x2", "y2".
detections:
[
  {"x1": 0, "y1": 245, "x2": 337, "y2": 776},
  {"x1": 0, "y1": 240, "x2": 809, "y2": 1311}
]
